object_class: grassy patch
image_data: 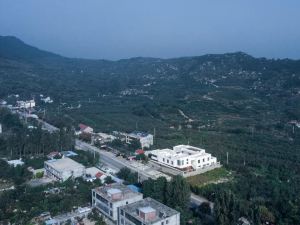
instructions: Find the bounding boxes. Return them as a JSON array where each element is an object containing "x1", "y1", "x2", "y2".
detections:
[{"x1": 187, "y1": 167, "x2": 232, "y2": 187}]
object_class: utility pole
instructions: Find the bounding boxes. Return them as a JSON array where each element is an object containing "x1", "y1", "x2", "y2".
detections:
[{"x1": 226, "y1": 152, "x2": 229, "y2": 165}]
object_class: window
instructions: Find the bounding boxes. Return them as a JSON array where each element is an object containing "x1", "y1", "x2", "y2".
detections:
[
  {"x1": 198, "y1": 160, "x2": 200, "y2": 163},
  {"x1": 207, "y1": 157, "x2": 209, "y2": 161},
  {"x1": 203, "y1": 158, "x2": 205, "y2": 162},
  {"x1": 110, "y1": 203, "x2": 112, "y2": 208},
  {"x1": 163, "y1": 158, "x2": 165, "y2": 162},
  {"x1": 167, "y1": 159, "x2": 169, "y2": 163},
  {"x1": 110, "y1": 211, "x2": 113, "y2": 216},
  {"x1": 177, "y1": 160, "x2": 181, "y2": 166},
  {"x1": 121, "y1": 210, "x2": 124, "y2": 216},
  {"x1": 126, "y1": 201, "x2": 128, "y2": 204},
  {"x1": 166, "y1": 220, "x2": 169, "y2": 224},
  {"x1": 161, "y1": 222, "x2": 164, "y2": 225},
  {"x1": 171, "y1": 161, "x2": 173, "y2": 165}
]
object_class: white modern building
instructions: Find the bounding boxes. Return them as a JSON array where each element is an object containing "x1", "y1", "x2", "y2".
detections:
[
  {"x1": 44, "y1": 158, "x2": 86, "y2": 182},
  {"x1": 17, "y1": 100, "x2": 35, "y2": 109},
  {"x1": 92, "y1": 183, "x2": 143, "y2": 223},
  {"x1": 147, "y1": 145, "x2": 217, "y2": 171},
  {"x1": 118, "y1": 197, "x2": 180, "y2": 225}
]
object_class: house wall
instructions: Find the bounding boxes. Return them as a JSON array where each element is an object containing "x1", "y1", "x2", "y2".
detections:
[
  {"x1": 118, "y1": 211, "x2": 180, "y2": 225},
  {"x1": 152, "y1": 152, "x2": 217, "y2": 170},
  {"x1": 92, "y1": 190, "x2": 143, "y2": 222}
]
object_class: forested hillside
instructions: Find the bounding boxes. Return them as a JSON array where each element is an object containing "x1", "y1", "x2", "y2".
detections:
[{"x1": 0, "y1": 36, "x2": 300, "y2": 224}]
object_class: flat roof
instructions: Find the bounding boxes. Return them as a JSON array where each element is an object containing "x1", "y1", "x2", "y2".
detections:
[
  {"x1": 93, "y1": 183, "x2": 142, "y2": 202},
  {"x1": 45, "y1": 157, "x2": 85, "y2": 172},
  {"x1": 120, "y1": 197, "x2": 179, "y2": 224},
  {"x1": 149, "y1": 145, "x2": 210, "y2": 159}
]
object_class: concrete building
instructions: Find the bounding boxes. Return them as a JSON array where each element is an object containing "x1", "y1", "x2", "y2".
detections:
[
  {"x1": 93, "y1": 132, "x2": 116, "y2": 144},
  {"x1": 7, "y1": 159, "x2": 24, "y2": 167},
  {"x1": 44, "y1": 158, "x2": 85, "y2": 182},
  {"x1": 92, "y1": 183, "x2": 143, "y2": 223},
  {"x1": 118, "y1": 197, "x2": 180, "y2": 225},
  {"x1": 78, "y1": 123, "x2": 94, "y2": 134},
  {"x1": 113, "y1": 131, "x2": 153, "y2": 149},
  {"x1": 126, "y1": 131, "x2": 153, "y2": 149},
  {"x1": 147, "y1": 145, "x2": 217, "y2": 171},
  {"x1": 17, "y1": 100, "x2": 35, "y2": 109}
]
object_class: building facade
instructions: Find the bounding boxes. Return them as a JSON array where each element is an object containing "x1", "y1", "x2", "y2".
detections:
[
  {"x1": 92, "y1": 184, "x2": 143, "y2": 223},
  {"x1": 113, "y1": 131, "x2": 154, "y2": 149},
  {"x1": 118, "y1": 197, "x2": 180, "y2": 225},
  {"x1": 147, "y1": 145, "x2": 217, "y2": 170},
  {"x1": 44, "y1": 158, "x2": 86, "y2": 182},
  {"x1": 17, "y1": 100, "x2": 35, "y2": 109}
]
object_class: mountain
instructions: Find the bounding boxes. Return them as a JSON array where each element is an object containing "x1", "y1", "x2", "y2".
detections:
[{"x1": 0, "y1": 36, "x2": 62, "y2": 61}]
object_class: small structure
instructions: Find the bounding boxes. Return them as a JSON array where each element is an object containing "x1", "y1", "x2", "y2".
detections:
[
  {"x1": 118, "y1": 197, "x2": 180, "y2": 225},
  {"x1": 61, "y1": 150, "x2": 78, "y2": 158},
  {"x1": 114, "y1": 131, "x2": 154, "y2": 149},
  {"x1": 78, "y1": 123, "x2": 94, "y2": 134},
  {"x1": 237, "y1": 217, "x2": 251, "y2": 225},
  {"x1": 41, "y1": 96, "x2": 53, "y2": 103},
  {"x1": 147, "y1": 145, "x2": 218, "y2": 171},
  {"x1": 85, "y1": 167, "x2": 107, "y2": 183},
  {"x1": 7, "y1": 159, "x2": 24, "y2": 167},
  {"x1": 92, "y1": 132, "x2": 116, "y2": 144},
  {"x1": 17, "y1": 100, "x2": 35, "y2": 109},
  {"x1": 44, "y1": 158, "x2": 85, "y2": 182},
  {"x1": 92, "y1": 183, "x2": 143, "y2": 222},
  {"x1": 135, "y1": 149, "x2": 145, "y2": 155},
  {"x1": 47, "y1": 151, "x2": 61, "y2": 159}
]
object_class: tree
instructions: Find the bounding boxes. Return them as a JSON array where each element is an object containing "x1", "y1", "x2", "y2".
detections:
[
  {"x1": 166, "y1": 175, "x2": 191, "y2": 210},
  {"x1": 104, "y1": 176, "x2": 114, "y2": 184}
]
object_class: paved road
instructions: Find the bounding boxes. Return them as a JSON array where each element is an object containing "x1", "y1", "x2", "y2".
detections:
[
  {"x1": 75, "y1": 139, "x2": 169, "y2": 182},
  {"x1": 37, "y1": 119, "x2": 60, "y2": 133}
]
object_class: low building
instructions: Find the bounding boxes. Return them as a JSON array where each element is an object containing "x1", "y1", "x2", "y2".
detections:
[
  {"x1": 92, "y1": 183, "x2": 143, "y2": 223},
  {"x1": 79, "y1": 123, "x2": 94, "y2": 134},
  {"x1": 126, "y1": 131, "x2": 153, "y2": 149},
  {"x1": 93, "y1": 132, "x2": 116, "y2": 144},
  {"x1": 44, "y1": 158, "x2": 85, "y2": 182},
  {"x1": 7, "y1": 159, "x2": 24, "y2": 167},
  {"x1": 85, "y1": 167, "x2": 107, "y2": 183},
  {"x1": 118, "y1": 197, "x2": 180, "y2": 225},
  {"x1": 113, "y1": 131, "x2": 153, "y2": 149},
  {"x1": 17, "y1": 100, "x2": 35, "y2": 109},
  {"x1": 147, "y1": 145, "x2": 217, "y2": 171}
]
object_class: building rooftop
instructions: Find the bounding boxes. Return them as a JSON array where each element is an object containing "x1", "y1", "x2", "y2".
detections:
[
  {"x1": 45, "y1": 157, "x2": 85, "y2": 171},
  {"x1": 130, "y1": 131, "x2": 151, "y2": 138},
  {"x1": 120, "y1": 197, "x2": 179, "y2": 224},
  {"x1": 149, "y1": 145, "x2": 209, "y2": 159},
  {"x1": 93, "y1": 183, "x2": 142, "y2": 202}
]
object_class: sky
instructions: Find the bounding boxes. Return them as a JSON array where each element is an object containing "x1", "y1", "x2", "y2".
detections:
[{"x1": 0, "y1": 0, "x2": 300, "y2": 60}]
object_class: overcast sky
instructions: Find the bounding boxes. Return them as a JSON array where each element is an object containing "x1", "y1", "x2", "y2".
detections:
[{"x1": 0, "y1": 0, "x2": 300, "y2": 60}]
